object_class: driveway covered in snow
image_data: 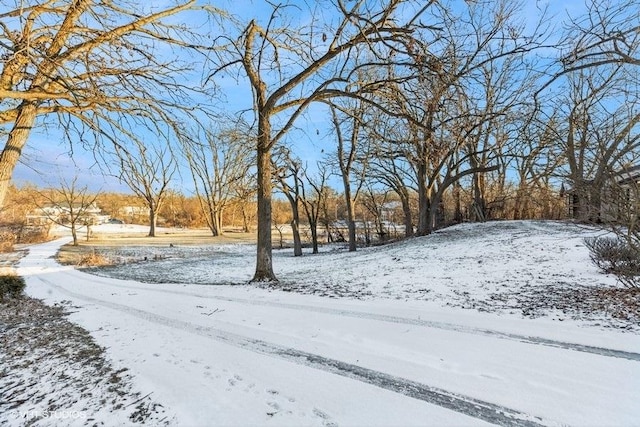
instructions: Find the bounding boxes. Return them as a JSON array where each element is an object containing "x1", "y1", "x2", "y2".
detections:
[{"x1": 13, "y1": 221, "x2": 640, "y2": 426}]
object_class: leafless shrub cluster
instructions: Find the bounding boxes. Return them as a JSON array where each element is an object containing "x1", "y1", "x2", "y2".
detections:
[
  {"x1": 584, "y1": 237, "x2": 640, "y2": 289},
  {"x1": 0, "y1": 224, "x2": 49, "y2": 249}
]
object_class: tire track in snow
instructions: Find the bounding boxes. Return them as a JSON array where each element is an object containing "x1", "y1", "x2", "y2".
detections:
[
  {"x1": 74, "y1": 274, "x2": 640, "y2": 362},
  {"x1": 205, "y1": 295, "x2": 640, "y2": 362},
  {"x1": 37, "y1": 276, "x2": 550, "y2": 427}
]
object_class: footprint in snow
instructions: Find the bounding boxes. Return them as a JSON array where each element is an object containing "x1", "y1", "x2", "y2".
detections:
[
  {"x1": 228, "y1": 374, "x2": 243, "y2": 386},
  {"x1": 313, "y1": 408, "x2": 338, "y2": 427},
  {"x1": 262, "y1": 389, "x2": 298, "y2": 418}
]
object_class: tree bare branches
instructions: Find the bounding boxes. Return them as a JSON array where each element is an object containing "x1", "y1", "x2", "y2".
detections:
[
  {"x1": 209, "y1": 0, "x2": 436, "y2": 281},
  {"x1": 0, "y1": 0, "x2": 220, "y2": 209},
  {"x1": 115, "y1": 140, "x2": 176, "y2": 237}
]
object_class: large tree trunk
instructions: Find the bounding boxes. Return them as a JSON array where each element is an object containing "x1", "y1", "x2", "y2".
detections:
[
  {"x1": 572, "y1": 180, "x2": 601, "y2": 222},
  {"x1": 215, "y1": 209, "x2": 223, "y2": 236},
  {"x1": 402, "y1": 200, "x2": 413, "y2": 237},
  {"x1": 290, "y1": 219, "x2": 302, "y2": 256},
  {"x1": 589, "y1": 182, "x2": 603, "y2": 223},
  {"x1": 471, "y1": 171, "x2": 487, "y2": 222},
  {"x1": 396, "y1": 186, "x2": 413, "y2": 237},
  {"x1": 453, "y1": 182, "x2": 463, "y2": 223},
  {"x1": 428, "y1": 188, "x2": 447, "y2": 233},
  {"x1": 253, "y1": 131, "x2": 276, "y2": 282},
  {"x1": 281, "y1": 189, "x2": 302, "y2": 256},
  {"x1": 416, "y1": 161, "x2": 430, "y2": 236},
  {"x1": 310, "y1": 221, "x2": 319, "y2": 254},
  {"x1": 209, "y1": 206, "x2": 220, "y2": 236},
  {"x1": 342, "y1": 176, "x2": 358, "y2": 252},
  {"x1": 202, "y1": 203, "x2": 220, "y2": 236},
  {"x1": 0, "y1": 102, "x2": 38, "y2": 210}
]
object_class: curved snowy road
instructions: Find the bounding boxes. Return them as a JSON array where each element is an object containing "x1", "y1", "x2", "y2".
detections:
[{"x1": 19, "y1": 239, "x2": 640, "y2": 426}]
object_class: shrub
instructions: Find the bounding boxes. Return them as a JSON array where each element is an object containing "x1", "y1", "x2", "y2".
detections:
[
  {"x1": 16, "y1": 225, "x2": 50, "y2": 244},
  {"x1": 584, "y1": 236, "x2": 640, "y2": 289},
  {"x1": 0, "y1": 231, "x2": 16, "y2": 253},
  {"x1": 0, "y1": 274, "x2": 26, "y2": 302},
  {"x1": 0, "y1": 224, "x2": 50, "y2": 248}
]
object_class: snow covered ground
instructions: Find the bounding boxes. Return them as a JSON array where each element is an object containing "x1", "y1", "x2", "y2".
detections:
[{"x1": 6, "y1": 220, "x2": 640, "y2": 426}]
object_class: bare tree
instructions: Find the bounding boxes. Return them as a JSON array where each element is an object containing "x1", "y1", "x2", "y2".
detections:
[
  {"x1": 272, "y1": 146, "x2": 303, "y2": 257},
  {"x1": 532, "y1": 1, "x2": 640, "y2": 223},
  {"x1": 209, "y1": 0, "x2": 436, "y2": 282},
  {"x1": 328, "y1": 103, "x2": 368, "y2": 251},
  {"x1": 300, "y1": 163, "x2": 329, "y2": 254},
  {"x1": 361, "y1": 186, "x2": 390, "y2": 243},
  {"x1": 509, "y1": 109, "x2": 565, "y2": 220},
  {"x1": 233, "y1": 176, "x2": 257, "y2": 233},
  {"x1": 184, "y1": 124, "x2": 254, "y2": 236},
  {"x1": 318, "y1": 186, "x2": 339, "y2": 244},
  {"x1": 115, "y1": 141, "x2": 176, "y2": 237},
  {"x1": 558, "y1": 66, "x2": 639, "y2": 222},
  {"x1": 0, "y1": 0, "x2": 220, "y2": 210},
  {"x1": 271, "y1": 199, "x2": 292, "y2": 250},
  {"x1": 538, "y1": 0, "x2": 639, "y2": 94},
  {"x1": 373, "y1": 0, "x2": 547, "y2": 234},
  {"x1": 366, "y1": 121, "x2": 417, "y2": 238},
  {"x1": 38, "y1": 176, "x2": 100, "y2": 246}
]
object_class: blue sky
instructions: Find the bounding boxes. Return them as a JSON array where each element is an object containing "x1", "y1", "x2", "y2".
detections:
[{"x1": 10, "y1": 0, "x2": 590, "y2": 194}]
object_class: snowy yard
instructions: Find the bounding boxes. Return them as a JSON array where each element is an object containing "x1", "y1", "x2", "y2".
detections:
[{"x1": 2, "y1": 220, "x2": 639, "y2": 426}]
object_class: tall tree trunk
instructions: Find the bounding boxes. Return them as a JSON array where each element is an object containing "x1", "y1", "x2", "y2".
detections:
[
  {"x1": 453, "y1": 182, "x2": 463, "y2": 223},
  {"x1": 428, "y1": 188, "x2": 446, "y2": 233},
  {"x1": 215, "y1": 208, "x2": 223, "y2": 236},
  {"x1": 253, "y1": 130, "x2": 276, "y2": 282},
  {"x1": 416, "y1": 161, "x2": 430, "y2": 236},
  {"x1": 283, "y1": 191, "x2": 302, "y2": 256},
  {"x1": 148, "y1": 206, "x2": 157, "y2": 237},
  {"x1": 0, "y1": 102, "x2": 38, "y2": 210},
  {"x1": 0, "y1": 0, "x2": 92, "y2": 210},
  {"x1": 342, "y1": 177, "x2": 358, "y2": 252},
  {"x1": 427, "y1": 198, "x2": 437, "y2": 233},
  {"x1": 400, "y1": 196, "x2": 413, "y2": 238},
  {"x1": 472, "y1": 172, "x2": 487, "y2": 222},
  {"x1": 203, "y1": 204, "x2": 220, "y2": 236},
  {"x1": 71, "y1": 225, "x2": 78, "y2": 246},
  {"x1": 290, "y1": 219, "x2": 302, "y2": 256},
  {"x1": 363, "y1": 216, "x2": 371, "y2": 246},
  {"x1": 241, "y1": 205, "x2": 251, "y2": 232},
  {"x1": 310, "y1": 221, "x2": 319, "y2": 254},
  {"x1": 573, "y1": 181, "x2": 595, "y2": 222}
]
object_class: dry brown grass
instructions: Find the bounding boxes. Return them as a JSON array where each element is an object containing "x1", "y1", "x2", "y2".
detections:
[{"x1": 76, "y1": 250, "x2": 113, "y2": 267}]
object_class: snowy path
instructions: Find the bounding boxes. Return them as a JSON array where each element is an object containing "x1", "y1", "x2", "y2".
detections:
[
  {"x1": 19, "y1": 238, "x2": 640, "y2": 426},
  {"x1": 42, "y1": 275, "x2": 640, "y2": 362}
]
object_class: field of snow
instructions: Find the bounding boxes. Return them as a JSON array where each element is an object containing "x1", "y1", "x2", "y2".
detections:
[{"x1": 6, "y1": 220, "x2": 640, "y2": 426}]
